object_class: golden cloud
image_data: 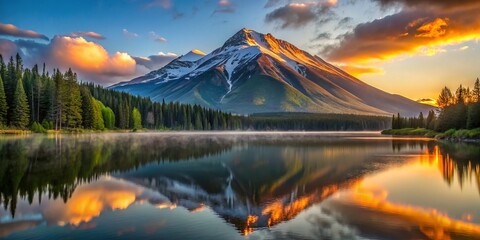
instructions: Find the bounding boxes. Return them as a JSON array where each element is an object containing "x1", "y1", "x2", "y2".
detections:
[
  {"x1": 338, "y1": 64, "x2": 384, "y2": 77},
  {"x1": 323, "y1": 3, "x2": 480, "y2": 64},
  {"x1": 40, "y1": 177, "x2": 174, "y2": 226},
  {"x1": 49, "y1": 36, "x2": 136, "y2": 77},
  {"x1": 415, "y1": 18, "x2": 448, "y2": 38},
  {"x1": 0, "y1": 36, "x2": 144, "y2": 84}
]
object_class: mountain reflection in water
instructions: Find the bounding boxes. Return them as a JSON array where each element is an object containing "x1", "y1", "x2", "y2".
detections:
[{"x1": 0, "y1": 132, "x2": 479, "y2": 240}]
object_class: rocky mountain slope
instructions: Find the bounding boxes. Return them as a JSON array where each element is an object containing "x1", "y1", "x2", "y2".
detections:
[{"x1": 111, "y1": 28, "x2": 432, "y2": 116}]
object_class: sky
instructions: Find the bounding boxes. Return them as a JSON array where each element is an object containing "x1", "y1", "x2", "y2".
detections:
[{"x1": 0, "y1": 0, "x2": 479, "y2": 103}]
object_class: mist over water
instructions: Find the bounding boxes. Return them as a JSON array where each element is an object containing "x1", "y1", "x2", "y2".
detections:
[{"x1": 0, "y1": 132, "x2": 479, "y2": 240}]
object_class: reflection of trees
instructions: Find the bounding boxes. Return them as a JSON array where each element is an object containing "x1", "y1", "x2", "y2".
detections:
[
  {"x1": 392, "y1": 140, "x2": 480, "y2": 195},
  {"x1": 0, "y1": 134, "x2": 235, "y2": 217},
  {"x1": 428, "y1": 142, "x2": 480, "y2": 193}
]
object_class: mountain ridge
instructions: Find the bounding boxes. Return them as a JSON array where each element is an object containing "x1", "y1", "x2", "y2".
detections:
[{"x1": 111, "y1": 28, "x2": 432, "y2": 116}]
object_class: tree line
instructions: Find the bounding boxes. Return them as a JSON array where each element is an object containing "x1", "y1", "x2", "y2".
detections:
[
  {"x1": 392, "y1": 78, "x2": 480, "y2": 132},
  {"x1": 0, "y1": 54, "x2": 245, "y2": 131},
  {"x1": 0, "y1": 53, "x2": 391, "y2": 131}
]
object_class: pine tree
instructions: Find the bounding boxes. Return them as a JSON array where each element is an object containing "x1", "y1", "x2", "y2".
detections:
[
  {"x1": 15, "y1": 53, "x2": 23, "y2": 80},
  {"x1": 0, "y1": 75, "x2": 7, "y2": 126},
  {"x1": 426, "y1": 110, "x2": 435, "y2": 130},
  {"x1": 473, "y1": 78, "x2": 480, "y2": 103},
  {"x1": 467, "y1": 102, "x2": 480, "y2": 129},
  {"x1": 455, "y1": 85, "x2": 466, "y2": 104},
  {"x1": 418, "y1": 112, "x2": 425, "y2": 128},
  {"x1": 0, "y1": 55, "x2": 5, "y2": 82},
  {"x1": 64, "y1": 69, "x2": 82, "y2": 128},
  {"x1": 11, "y1": 78, "x2": 29, "y2": 128},
  {"x1": 437, "y1": 87, "x2": 453, "y2": 108},
  {"x1": 5, "y1": 56, "x2": 16, "y2": 124},
  {"x1": 80, "y1": 86, "x2": 95, "y2": 128},
  {"x1": 40, "y1": 73, "x2": 54, "y2": 123},
  {"x1": 53, "y1": 69, "x2": 66, "y2": 130}
]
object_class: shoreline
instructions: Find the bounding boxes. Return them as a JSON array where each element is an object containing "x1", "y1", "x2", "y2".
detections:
[{"x1": 381, "y1": 128, "x2": 480, "y2": 143}]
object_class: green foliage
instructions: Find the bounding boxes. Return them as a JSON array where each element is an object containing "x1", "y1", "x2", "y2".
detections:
[
  {"x1": 444, "y1": 129, "x2": 456, "y2": 137},
  {"x1": 80, "y1": 86, "x2": 95, "y2": 129},
  {"x1": 132, "y1": 107, "x2": 142, "y2": 130},
  {"x1": 102, "y1": 106, "x2": 115, "y2": 129},
  {"x1": 467, "y1": 102, "x2": 480, "y2": 129},
  {"x1": 30, "y1": 121, "x2": 46, "y2": 133},
  {"x1": 0, "y1": 75, "x2": 7, "y2": 126},
  {"x1": 248, "y1": 112, "x2": 390, "y2": 130},
  {"x1": 381, "y1": 128, "x2": 437, "y2": 137},
  {"x1": 391, "y1": 111, "x2": 432, "y2": 130},
  {"x1": 434, "y1": 79, "x2": 480, "y2": 132},
  {"x1": 11, "y1": 78, "x2": 29, "y2": 128},
  {"x1": 437, "y1": 128, "x2": 480, "y2": 139},
  {"x1": 41, "y1": 119, "x2": 54, "y2": 130},
  {"x1": 63, "y1": 69, "x2": 82, "y2": 128},
  {"x1": 92, "y1": 98, "x2": 105, "y2": 130}
]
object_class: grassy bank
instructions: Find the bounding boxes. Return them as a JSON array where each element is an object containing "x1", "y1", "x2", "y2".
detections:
[
  {"x1": 0, "y1": 128, "x2": 139, "y2": 135},
  {"x1": 382, "y1": 128, "x2": 480, "y2": 140}
]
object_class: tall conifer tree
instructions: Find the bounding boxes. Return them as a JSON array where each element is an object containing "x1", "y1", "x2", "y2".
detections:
[{"x1": 11, "y1": 78, "x2": 29, "y2": 128}]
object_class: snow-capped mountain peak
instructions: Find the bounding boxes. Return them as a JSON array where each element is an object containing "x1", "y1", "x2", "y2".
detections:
[{"x1": 112, "y1": 28, "x2": 432, "y2": 116}]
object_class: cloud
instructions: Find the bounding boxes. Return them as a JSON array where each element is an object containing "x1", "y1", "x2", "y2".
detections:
[
  {"x1": 133, "y1": 52, "x2": 177, "y2": 70},
  {"x1": 0, "y1": 23, "x2": 49, "y2": 41},
  {"x1": 70, "y1": 31, "x2": 106, "y2": 40},
  {"x1": 336, "y1": 17, "x2": 353, "y2": 29},
  {"x1": 145, "y1": 0, "x2": 171, "y2": 9},
  {"x1": 122, "y1": 29, "x2": 139, "y2": 39},
  {"x1": 322, "y1": 1, "x2": 480, "y2": 63},
  {"x1": 0, "y1": 36, "x2": 139, "y2": 85},
  {"x1": 149, "y1": 31, "x2": 167, "y2": 43},
  {"x1": 264, "y1": 0, "x2": 284, "y2": 8},
  {"x1": 417, "y1": 98, "x2": 437, "y2": 106},
  {"x1": 265, "y1": 1, "x2": 337, "y2": 29},
  {"x1": 314, "y1": 33, "x2": 332, "y2": 41},
  {"x1": 338, "y1": 64, "x2": 384, "y2": 77},
  {"x1": 0, "y1": 39, "x2": 18, "y2": 58},
  {"x1": 213, "y1": 0, "x2": 235, "y2": 14},
  {"x1": 47, "y1": 36, "x2": 137, "y2": 82},
  {"x1": 372, "y1": 0, "x2": 480, "y2": 10}
]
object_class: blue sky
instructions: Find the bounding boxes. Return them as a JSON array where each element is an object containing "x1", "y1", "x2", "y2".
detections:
[
  {"x1": 1, "y1": 0, "x2": 384, "y2": 56},
  {"x1": 1, "y1": 0, "x2": 479, "y2": 102}
]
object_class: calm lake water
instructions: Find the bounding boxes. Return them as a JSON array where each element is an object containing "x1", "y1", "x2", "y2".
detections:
[{"x1": 0, "y1": 132, "x2": 479, "y2": 240}]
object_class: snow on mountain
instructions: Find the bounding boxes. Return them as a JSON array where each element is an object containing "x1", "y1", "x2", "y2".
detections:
[
  {"x1": 111, "y1": 28, "x2": 432, "y2": 116},
  {"x1": 177, "y1": 49, "x2": 206, "y2": 62}
]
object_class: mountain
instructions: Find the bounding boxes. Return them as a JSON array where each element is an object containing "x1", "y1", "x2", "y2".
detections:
[{"x1": 111, "y1": 28, "x2": 432, "y2": 116}]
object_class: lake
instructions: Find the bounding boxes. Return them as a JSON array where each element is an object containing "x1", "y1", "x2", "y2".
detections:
[{"x1": 0, "y1": 132, "x2": 479, "y2": 240}]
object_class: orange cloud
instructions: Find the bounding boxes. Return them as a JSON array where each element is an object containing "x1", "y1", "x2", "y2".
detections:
[
  {"x1": 323, "y1": 3, "x2": 480, "y2": 64},
  {"x1": 342, "y1": 182, "x2": 480, "y2": 239},
  {"x1": 417, "y1": 98, "x2": 437, "y2": 106},
  {"x1": 48, "y1": 36, "x2": 136, "y2": 78},
  {"x1": 338, "y1": 64, "x2": 384, "y2": 77},
  {"x1": 40, "y1": 177, "x2": 174, "y2": 226},
  {"x1": 415, "y1": 18, "x2": 448, "y2": 38}
]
